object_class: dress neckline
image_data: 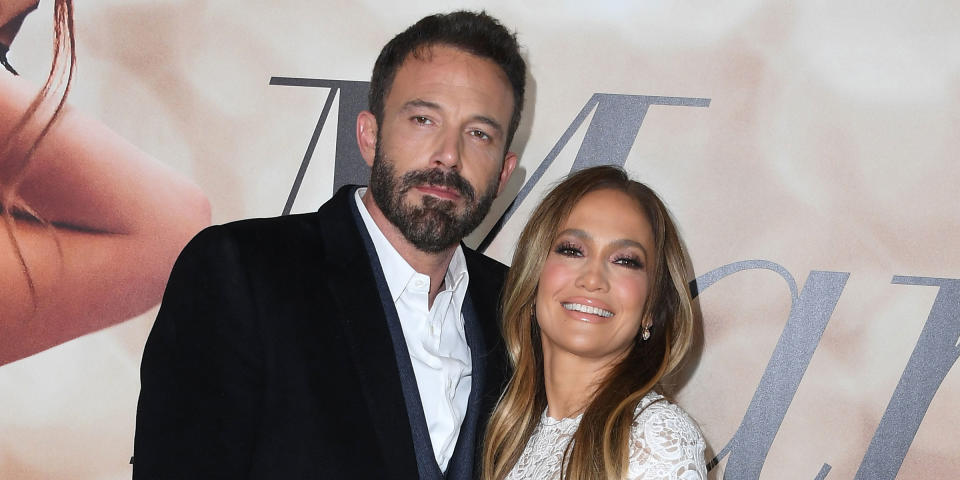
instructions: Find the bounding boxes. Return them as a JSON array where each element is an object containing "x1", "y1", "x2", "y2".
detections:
[{"x1": 541, "y1": 407, "x2": 584, "y2": 428}]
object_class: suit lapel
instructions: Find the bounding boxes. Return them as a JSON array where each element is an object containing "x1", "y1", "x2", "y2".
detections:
[
  {"x1": 444, "y1": 294, "x2": 485, "y2": 480},
  {"x1": 462, "y1": 250, "x2": 510, "y2": 409},
  {"x1": 345, "y1": 196, "x2": 444, "y2": 480},
  {"x1": 316, "y1": 187, "x2": 420, "y2": 478},
  {"x1": 446, "y1": 250, "x2": 510, "y2": 480}
]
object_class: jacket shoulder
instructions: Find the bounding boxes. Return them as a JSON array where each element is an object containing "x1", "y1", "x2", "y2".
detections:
[
  {"x1": 463, "y1": 246, "x2": 508, "y2": 279},
  {"x1": 183, "y1": 185, "x2": 361, "y2": 259}
]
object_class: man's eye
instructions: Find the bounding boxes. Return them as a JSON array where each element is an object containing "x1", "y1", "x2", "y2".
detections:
[
  {"x1": 412, "y1": 116, "x2": 432, "y2": 125},
  {"x1": 468, "y1": 129, "x2": 490, "y2": 141}
]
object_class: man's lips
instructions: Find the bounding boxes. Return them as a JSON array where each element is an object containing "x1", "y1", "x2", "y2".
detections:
[{"x1": 414, "y1": 184, "x2": 462, "y2": 200}]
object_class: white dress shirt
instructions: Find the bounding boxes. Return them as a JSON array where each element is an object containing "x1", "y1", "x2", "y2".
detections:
[{"x1": 354, "y1": 189, "x2": 472, "y2": 471}]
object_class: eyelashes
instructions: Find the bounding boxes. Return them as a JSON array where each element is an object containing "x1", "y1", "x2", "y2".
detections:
[
  {"x1": 613, "y1": 255, "x2": 644, "y2": 270},
  {"x1": 552, "y1": 240, "x2": 645, "y2": 270},
  {"x1": 555, "y1": 241, "x2": 583, "y2": 257}
]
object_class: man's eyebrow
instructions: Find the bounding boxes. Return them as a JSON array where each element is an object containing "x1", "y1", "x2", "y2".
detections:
[
  {"x1": 470, "y1": 115, "x2": 504, "y2": 135},
  {"x1": 400, "y1": 98, "x2": 442, "y2": 112}
]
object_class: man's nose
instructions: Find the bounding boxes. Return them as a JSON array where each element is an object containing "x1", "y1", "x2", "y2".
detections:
[{"x1": 431, "y1": 127, "x2": 462, "y2": 170}]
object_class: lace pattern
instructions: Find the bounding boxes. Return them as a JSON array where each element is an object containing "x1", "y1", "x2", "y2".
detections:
[{"x1": 505, "y1": 392, "x2": 707, "y2": 480}]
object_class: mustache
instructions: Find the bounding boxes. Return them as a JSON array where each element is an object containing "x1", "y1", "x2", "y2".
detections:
[{"x1": 399, "y1": 168, "x2": 476, "y2": 202}]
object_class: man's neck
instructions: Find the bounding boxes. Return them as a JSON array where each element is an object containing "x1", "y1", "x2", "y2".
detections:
[{"x1": 361, "y1": 190, "x2": 456, "y2": 306}]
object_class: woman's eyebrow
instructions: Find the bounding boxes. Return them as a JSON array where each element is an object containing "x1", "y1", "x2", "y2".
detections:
[
  {"x1": 557, "y1": 228, "x2": 648, "y2": 257},
  {"x1": 610, "y1": 238, "x2": 648, "y2": 258}
]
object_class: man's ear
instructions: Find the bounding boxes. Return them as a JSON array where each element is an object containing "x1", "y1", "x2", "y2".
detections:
[
  {"x1": 496, "y1": 151, "x2": 519, "y2": 196},
  {"x1": 357, "y1": 110, "x2": 378, "y2": 167}
]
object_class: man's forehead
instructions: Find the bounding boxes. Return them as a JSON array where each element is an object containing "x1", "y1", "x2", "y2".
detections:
[
  {"x1": 405, "y1": 43, "x2": 469, "y2": 65},
  {"x1": 398, "y1": 43, "x2": 508, "y2": 82},
  {"x1": 387, "y1": 44, "x2": 513, "y2": 108}
]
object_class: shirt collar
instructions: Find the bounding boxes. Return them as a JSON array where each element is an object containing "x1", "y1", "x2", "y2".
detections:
[
  {"x1": 354, "y1": 188, "x2": 469, "y2": 304},
  {"x1": 443, "y1": 243, "x2": 470, "y2": 311}
]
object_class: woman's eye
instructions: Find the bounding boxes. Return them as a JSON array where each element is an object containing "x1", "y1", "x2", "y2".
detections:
[
  {"x1": 613, "y1": 256, "x2": 643, "y2": 270},
  {"x1": 555, "y1": 242, "x2": 582, "y2": 257}
]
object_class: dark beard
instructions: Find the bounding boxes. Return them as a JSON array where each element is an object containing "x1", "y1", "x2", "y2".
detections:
[{"x1": 368, "y1": 148, "x2": 499, "y2": 254}]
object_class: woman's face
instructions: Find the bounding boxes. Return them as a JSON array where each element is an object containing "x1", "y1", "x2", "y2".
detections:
[{"x1": 535, "y1": 188, "x2": 655, "y2": 365}]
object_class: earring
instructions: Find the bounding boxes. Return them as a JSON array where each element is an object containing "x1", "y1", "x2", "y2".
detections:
[{"x1": 641, "y1": 325, "x2": 651, "y2": 341}]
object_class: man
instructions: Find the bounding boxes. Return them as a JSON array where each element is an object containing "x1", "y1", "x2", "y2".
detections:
[{"x1": 133, "y1": 11, "x2": 524, "y2": 480}]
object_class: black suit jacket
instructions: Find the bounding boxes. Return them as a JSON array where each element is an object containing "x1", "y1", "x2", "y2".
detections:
[{"x1": 133, "y1": 186, "x2": 508, "y2": 479}]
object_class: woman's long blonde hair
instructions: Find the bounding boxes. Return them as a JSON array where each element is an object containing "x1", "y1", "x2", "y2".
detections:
[
  {"x1": 482, "y1": 165, "x2": 697, "y2": 480},
  {"x1": 1, "y1": 0, "x2": 76, "y2": 306}
]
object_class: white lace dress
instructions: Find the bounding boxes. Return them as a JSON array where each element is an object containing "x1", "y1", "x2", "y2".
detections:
[{"x1": 505, "y1": 392, "x2": 707, "y2": 480}]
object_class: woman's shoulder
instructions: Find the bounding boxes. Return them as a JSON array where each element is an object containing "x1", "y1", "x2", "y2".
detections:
[
  {"x1": 627, "y1": 392, "x2": 708, "y2": 479},
  {"x1": 634, "y1": 391, "x2": 699, "y2": 426},
  {"x1": 633, "y1": 391, "x2": 704, "y2": 443}
]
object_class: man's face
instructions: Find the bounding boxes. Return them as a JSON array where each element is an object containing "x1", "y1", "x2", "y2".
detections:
[{"x1": 365, "y1": 44, "x2": 518, "y2": 253}]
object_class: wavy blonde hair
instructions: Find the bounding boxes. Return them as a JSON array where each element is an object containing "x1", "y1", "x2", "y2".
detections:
[
  {"x1": 482, "y1": 165, "x2": 696, "y2": 480},
  {"x1": 1, "y1": 0, "x2": 76, "y2": 307}
]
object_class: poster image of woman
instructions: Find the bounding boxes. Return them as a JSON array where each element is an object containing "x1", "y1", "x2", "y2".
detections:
[{"x1": 0, "y1": 0, "x2": 210, "y2": 366}]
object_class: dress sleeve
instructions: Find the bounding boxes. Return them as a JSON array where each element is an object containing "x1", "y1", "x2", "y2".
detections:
[{"x1": 626, "y1": 399, "x2": 708, "y2": 480}]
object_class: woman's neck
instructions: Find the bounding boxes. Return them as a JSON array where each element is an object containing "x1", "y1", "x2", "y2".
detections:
[{"x1": 541, "y1": 347, "x2": 615, "y2": 419}]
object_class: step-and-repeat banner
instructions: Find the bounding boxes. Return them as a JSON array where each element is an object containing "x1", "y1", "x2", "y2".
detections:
[{"x1": 1, "y1": 2, "x2": 957, "y2": 478}]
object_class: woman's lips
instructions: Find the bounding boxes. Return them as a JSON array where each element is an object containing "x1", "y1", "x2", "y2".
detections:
[
  {"x1": 562, "y1": 302, "x2": 614, "y2": 318},
  {"x1": 559, "y1": 299, "x2": 615, "y2": 323}
]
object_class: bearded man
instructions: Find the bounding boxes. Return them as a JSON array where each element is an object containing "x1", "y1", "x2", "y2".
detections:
[{"x1": 133, "y1": 11, "x2": 524, "y2": 480}]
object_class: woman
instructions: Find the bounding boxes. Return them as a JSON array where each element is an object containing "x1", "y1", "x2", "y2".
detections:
[
  {"x1": 1, "y1": 0, "x2": 210, "y2": 365},
  {"x1": 483, "y1": 166, "x2": 707, "y2": 479}
]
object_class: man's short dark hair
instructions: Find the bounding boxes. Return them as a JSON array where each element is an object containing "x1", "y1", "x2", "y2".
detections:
[{"x1": 369, "y1": 10, "x2": 526, "y2": 151}]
